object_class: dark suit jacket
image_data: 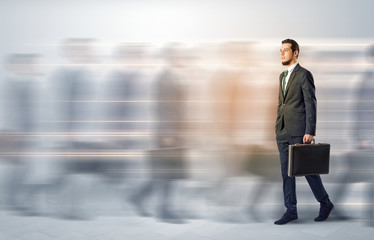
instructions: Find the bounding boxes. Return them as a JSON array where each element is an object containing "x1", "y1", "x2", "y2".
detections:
[{"x1": 275, "y1": 63, "x2": 317, "y2": 136}]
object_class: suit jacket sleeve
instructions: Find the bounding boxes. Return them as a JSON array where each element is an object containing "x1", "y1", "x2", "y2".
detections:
[{"x1": 301, "y1": 70, "x2": 317, "y2": 136}]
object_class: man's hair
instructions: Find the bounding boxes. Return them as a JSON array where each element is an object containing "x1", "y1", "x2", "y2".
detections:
[{"x1": 282, "y1": 39, "x2": 299, "y2": 58}]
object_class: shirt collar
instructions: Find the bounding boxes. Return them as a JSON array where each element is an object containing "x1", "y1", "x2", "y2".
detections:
[{"x1": 285, "y1": 62, "x2": 298, "y2": 73}]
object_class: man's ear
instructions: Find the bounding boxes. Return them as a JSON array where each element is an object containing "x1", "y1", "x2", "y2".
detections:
[{"x1": 294, "y1": 50, "x2": 299, "y2": 58}]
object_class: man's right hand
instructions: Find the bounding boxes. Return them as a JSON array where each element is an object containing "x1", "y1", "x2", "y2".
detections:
[{"x1": 303, "y1": 134, "x2": 314, "y2": 143}]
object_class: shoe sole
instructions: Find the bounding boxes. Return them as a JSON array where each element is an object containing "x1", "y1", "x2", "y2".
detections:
[{"x1": 274, "y1": 218, "x2": 298, "y2": 225}]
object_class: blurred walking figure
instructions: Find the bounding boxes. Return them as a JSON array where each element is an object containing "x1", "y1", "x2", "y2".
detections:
[
  {"x1": 98, "y1": 43, "x2": 154, "y2": 197},
  {"x1": 333, "y1": 45, "x2": 374, "y2": 226},
  {"x1": 101, "y1": 43, "x2": 153, "y2": 150},
  {"x1": 210, "y1": 42, "x2": 251, "y2": 148},
  {"x1": 205, "y1": 42, "x2": 269, "y2": 222},
  {"x1": 206, "y1": 42, "x2": 254, "y2": 189},
  {"x1": 129, "y1": 43, "x2": 188, "y2": 223},
  {"x1": 48, "y1": 38, "x2": 99, "y2": 219},
  {"x1": 0, "y1": 54, "x2": 43, "y2": 214},
  {"x1": 49, "y1": 38, "x2": 97, "y2": 135},
  {"x1": 354, "y1": 45, "x2": 374, "y2": 151}
]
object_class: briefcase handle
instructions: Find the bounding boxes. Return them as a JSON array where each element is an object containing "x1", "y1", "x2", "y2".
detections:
[{"x1": 295, "y1": 139, "x2": 315, "y2": 146}]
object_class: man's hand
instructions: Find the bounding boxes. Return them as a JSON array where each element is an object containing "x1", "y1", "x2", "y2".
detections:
[{"x1": 303, "y1": 134, "x2": 314, "y2": 143}]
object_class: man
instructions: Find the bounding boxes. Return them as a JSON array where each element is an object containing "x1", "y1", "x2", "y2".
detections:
[{"x1": 274, "y1": 39, "x2": 334, "y2": 225}]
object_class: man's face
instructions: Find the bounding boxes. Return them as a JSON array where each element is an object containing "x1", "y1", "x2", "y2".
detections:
[{"x1": 280, "y1": 43, "x2": 297, "y2": 66}]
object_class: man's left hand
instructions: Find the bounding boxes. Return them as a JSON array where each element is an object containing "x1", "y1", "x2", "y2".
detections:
[{"x1": 303, "y1": 134, "x2": 314, "y2": 143}]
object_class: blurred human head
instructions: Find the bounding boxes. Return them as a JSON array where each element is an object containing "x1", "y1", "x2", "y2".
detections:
[
  {"x1": 220, "y1": 41, "x2": 252, "y2": 67},
  {"x1": 4, "y1": 54, "x2": 42, "y2": 76},
  {"x1": 61, "y1": 38, "x2": 97, "y2": 64},
  {"x1": 114, "y1": 43, "x2": 150, "y2": 66},
  {"x1": 162, "y1": 42, "x2": 187, "y2": 68}
]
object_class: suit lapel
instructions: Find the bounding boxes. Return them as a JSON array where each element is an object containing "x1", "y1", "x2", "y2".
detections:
[{"x1": 284, "y1": 63, "x2": 300, "y2": 99}]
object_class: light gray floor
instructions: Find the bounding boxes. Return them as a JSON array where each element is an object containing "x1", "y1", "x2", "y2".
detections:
[
  {"x1": 0, "y1": 176, "x2": 373, "y2": 240},
  {"x1": 0, "y1": 207, "x2": 373, "y2": 240}
]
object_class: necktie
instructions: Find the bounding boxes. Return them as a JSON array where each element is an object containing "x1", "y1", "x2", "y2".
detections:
[{"x1": 282, "y1": 70, "x2": 288, "y2": 96}]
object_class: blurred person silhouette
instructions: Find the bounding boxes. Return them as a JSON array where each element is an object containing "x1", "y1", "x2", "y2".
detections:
[
  {"x1": 98, "y1": 43, "x2": 154, "y2": 201},
  {"x1": 47, "y1": 38, "x2": 100, "y2": 219},
  {"x1": 240, "y1": 46, "x2": 281, "y2": 222},
  {"x1": 209, "y1": 42, "x2": 250, "y2": 147},
  {"x1": 128, "y1": 43, "x2": 188, "y2": 224},
  {"x1": 207, "y1": 42, "x2": 253, "y2": 188},
  {"x1": 0, "y1": 54, "x2": 43, "y2": 214},
  {"x1": 102, "y1": 43, "x2": 153, "y2": 148},
  {"x1": 204, "y1": 42, "x2": 278, "y2": 222},
  {"x1": 333, "y1": 45, "x2": 374, "y2": 226},
  {"x1": 174, "y1": 46, "x2": 209, "y2": 149},
  {"x1": 204, "y1": 42, "x2": 251, "y2": 221},
  {"x1": 274, "y1": 39, "x2": 333, "y2": 225},
  {"x1": 169, "y1": 45, "x2": 217, "y2": 220}
]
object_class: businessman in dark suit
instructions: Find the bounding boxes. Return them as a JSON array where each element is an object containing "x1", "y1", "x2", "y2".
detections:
[{"x1": 274, "y1": 39, "x2": 334, "y2": 225}]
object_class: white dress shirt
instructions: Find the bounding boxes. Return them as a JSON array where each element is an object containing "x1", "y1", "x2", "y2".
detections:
[{"x1": 284, "y1": 62, "x2": 298, "y2": 88}]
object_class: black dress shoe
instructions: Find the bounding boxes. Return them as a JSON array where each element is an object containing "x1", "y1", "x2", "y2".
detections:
[
  {"x1": 274, "y1": 213, "x2": 298, "y2": 225},
  {"x1": 314, "y1": 202, "x2": 334, "y2": 222}
]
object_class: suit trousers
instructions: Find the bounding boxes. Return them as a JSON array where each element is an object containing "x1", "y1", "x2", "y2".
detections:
[{"x1": 276, "y1": 128, "x2": 330, "y2": 214}]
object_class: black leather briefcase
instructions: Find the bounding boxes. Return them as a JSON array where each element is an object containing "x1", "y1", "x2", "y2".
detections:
[{"x1": 288, "y1": 141, "x2": 330, "y2": 177}]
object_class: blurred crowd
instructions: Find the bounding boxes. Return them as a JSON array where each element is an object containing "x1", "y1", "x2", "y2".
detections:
[{"x1": 0, "y1": 39, "x2": 373, "y2": 225}]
